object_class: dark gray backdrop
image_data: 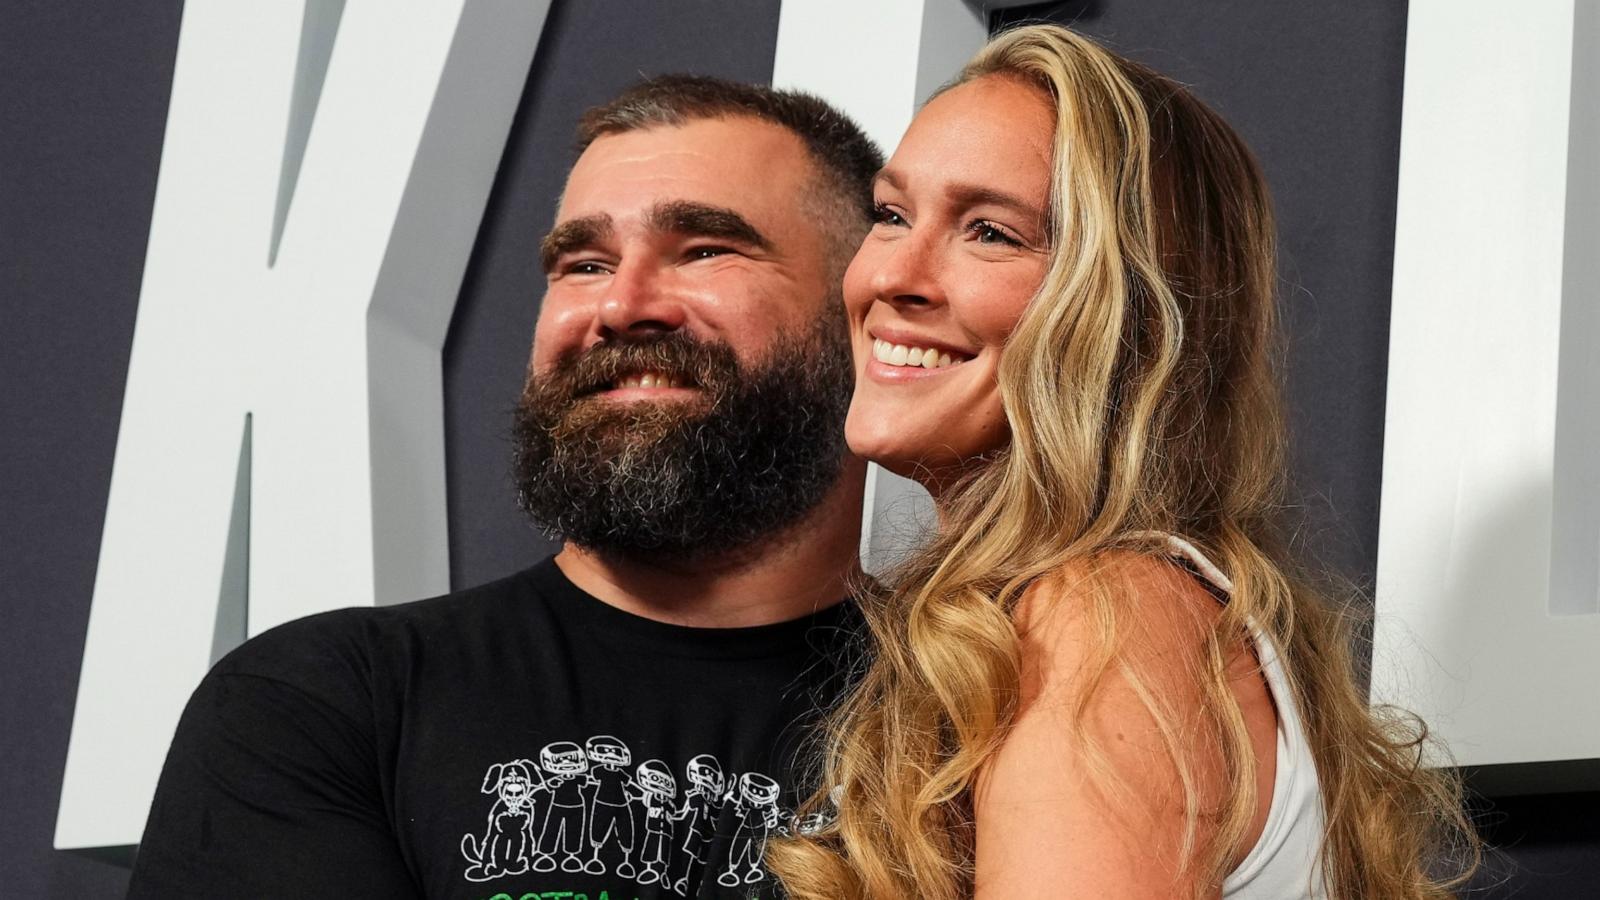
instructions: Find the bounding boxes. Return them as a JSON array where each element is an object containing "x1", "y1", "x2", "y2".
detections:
[{"x1": 2, "y1": 0, "x2": 1593, "y2": 896}]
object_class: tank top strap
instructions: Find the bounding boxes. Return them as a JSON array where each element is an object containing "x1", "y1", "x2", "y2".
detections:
[{"x1": 1124, "y1": 530, "x2": 1235, "y2": 595}]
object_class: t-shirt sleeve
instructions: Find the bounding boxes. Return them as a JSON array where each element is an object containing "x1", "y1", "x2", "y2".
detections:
[{"x1": 127, "y1": 612, "x2": 421, "y2": 899}]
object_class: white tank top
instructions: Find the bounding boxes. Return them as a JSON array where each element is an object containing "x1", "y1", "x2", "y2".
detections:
[{"x1": 1157, "y1": 534, "x2": 1329, "y2": 899}]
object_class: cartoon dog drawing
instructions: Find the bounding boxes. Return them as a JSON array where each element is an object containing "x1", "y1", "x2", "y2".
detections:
[{"x1": 461, "y1": 759, "x2": 544, "y2": 882}]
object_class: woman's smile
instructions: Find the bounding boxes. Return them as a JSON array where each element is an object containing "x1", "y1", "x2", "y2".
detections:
[{"x1": 861, "y1": 326, "x2": 977, "y2": 385}]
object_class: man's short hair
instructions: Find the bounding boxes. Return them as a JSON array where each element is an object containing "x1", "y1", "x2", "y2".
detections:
[{"x1": 576, "y1": 75, "x2": 884, "y2": 272}]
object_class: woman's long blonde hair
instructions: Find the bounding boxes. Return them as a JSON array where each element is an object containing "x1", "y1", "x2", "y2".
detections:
[{"x1": 768, "y1": 24, "x2": 1479, "y2": 900}]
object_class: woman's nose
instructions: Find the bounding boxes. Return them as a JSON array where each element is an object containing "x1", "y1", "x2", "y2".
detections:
[{"x1": 866, "y1": 228, "x2": 945, "y2": 311}]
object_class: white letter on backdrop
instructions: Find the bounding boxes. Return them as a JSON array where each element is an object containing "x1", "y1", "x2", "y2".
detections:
[
  {"x1": 57, "y1": 0, "x2": 549, "y2": 853},
  {"x1": 1374, "y1": 0, "x2": 1599, "y2": 781}
]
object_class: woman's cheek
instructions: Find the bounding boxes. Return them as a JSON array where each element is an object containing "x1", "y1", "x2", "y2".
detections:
[{"x1": 840, "y1": 243, "x2": 880, "y2": 317}]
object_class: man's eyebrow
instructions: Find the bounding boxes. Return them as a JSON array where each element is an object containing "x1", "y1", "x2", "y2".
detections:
[
  {"x1": 540, "y1": 213, "x2": 613, "y2": 274},
  {"x1": 648, "y1": 201, "x2": 771, "y2": 252}
]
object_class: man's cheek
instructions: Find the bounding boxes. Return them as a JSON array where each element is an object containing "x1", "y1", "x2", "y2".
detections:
[{"x1": 528, "y1": 304, "x2": 595, "y2": 369}]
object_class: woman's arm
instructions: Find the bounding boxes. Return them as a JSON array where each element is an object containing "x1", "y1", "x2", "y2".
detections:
[{"x1": 973, "y1": 554, "x2": 1276, "y2": 899}]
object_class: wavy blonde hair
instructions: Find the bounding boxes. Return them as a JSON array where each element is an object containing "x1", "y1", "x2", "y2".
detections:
[{"x1": 768, "y1": 24, "x2": 1479, "y2": 900}]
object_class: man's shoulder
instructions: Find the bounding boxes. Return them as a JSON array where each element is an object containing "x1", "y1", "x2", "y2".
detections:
[{"x1": 209, "y1": 560, "x2": 551, "y2": 686}]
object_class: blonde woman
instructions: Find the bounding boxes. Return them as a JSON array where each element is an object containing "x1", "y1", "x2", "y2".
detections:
[{"x1": 768, "y1": 24, "x2": 1478, "y2": 900}]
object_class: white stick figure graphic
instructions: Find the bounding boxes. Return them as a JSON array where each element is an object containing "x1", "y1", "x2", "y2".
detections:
[
  {"x1": 534, "y1": 741, "x2": 590, "y2": 874},
  {"x1": 669, "y1": 753, "x2": 726, "y2": 895},
  {"x1": 582, "y1": 735, "x2": 637, "y2": 878},
  {"x1": 718, "y1": 771, "x2": 782, "y2": 887},
  {"x1": 634, "y1": 759, "x2": 678, "y2": 888},
  {"x1": 461, "y1": 759, "x2": 543, "y2": 882},
  {"x1": 793, "y1": 782, "x2": 844, "y2": 836}
]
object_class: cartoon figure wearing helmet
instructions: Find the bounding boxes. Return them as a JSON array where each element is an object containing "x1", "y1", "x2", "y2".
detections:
[
  {"x1": 634, "y1": 759, "x2": 678, "y2": 886},
  {"x1": 668, "y1": 753, "x2": 726, "y2": 894},
  {"x1": 717, "y1": 771, "x2": 782, "y2": 887},
  {"x1": 460, "y1": 759, "x2": 543, "y2": 881},
  {"x1": 534, "y1": 741, "x2": 590, "y2": 873},
  {"x1": 791, "y1": 782, "x2": 844, "y2": 837},
  {"x1": 581, "y1": 735, "x2": 636, "y2": 877}
]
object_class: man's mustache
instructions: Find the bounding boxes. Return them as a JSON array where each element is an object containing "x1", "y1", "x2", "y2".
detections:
[{"x1": 534, "y1": 334, "x2": 740, "y2": 404}]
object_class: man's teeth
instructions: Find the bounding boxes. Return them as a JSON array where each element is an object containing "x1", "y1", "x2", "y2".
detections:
[
  {"x1": 614, "y1": 372, "x2": 686, "y2": 389},
  {"x1": 872, "y1": 338, "x2": 959, "y2": 369}
]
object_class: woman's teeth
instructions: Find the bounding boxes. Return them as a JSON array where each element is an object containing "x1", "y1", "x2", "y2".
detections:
[
  {"x1": 872, "y1": 338, "x2": 958, "y2": 369},
  {"x1": 613, "y1": 372, "x2": 685, "y2": 389}
]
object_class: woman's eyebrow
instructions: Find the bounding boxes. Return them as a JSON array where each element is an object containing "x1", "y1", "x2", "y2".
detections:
[
  {"x1": 942, "y1": 183, "x2": 1040, "y2": 220},
  {"x1": 875, "y1": 170, "x2": 1043, "y2": 223},
  {"x1": 873, "y1": 169, "x2": 905, "y2": 193}
]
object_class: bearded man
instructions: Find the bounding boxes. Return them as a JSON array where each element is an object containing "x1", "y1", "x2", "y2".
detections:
[{"x1": 128, "y1": 75, "x2": 881, "y2": 900}]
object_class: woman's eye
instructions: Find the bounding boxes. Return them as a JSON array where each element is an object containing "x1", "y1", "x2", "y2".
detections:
[
  {"x1": 871, "y1": 202, "x2": 907, "y2": 227},
  {"x1": 969, "y1": 220, "x2": 1022, "y2": 247}
]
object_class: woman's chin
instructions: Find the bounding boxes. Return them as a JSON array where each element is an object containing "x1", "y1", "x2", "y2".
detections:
[
  {"x1": 843, "y1": 435, "x2": 912, "y2": 478},
  {"x1": 843, "y1": 438, "x2": 946, "y2": 494},
  {"x1": 847, "y1": 405, "x2": 1007, "y2": 495},
  {"x1": 845, "y1": 440, "x2": 911, "y2": 476}
]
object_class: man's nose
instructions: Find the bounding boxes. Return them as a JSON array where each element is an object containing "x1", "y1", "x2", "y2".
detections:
[{"x1": 596, "y1": 259, "x2": 687, "y2": 338}]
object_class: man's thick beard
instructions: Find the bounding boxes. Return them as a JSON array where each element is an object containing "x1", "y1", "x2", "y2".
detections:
[{"x1": 512, "y1": 317, "x2": 853, "y2": 560}]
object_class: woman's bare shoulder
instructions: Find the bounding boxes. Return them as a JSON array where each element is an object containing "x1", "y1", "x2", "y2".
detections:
[
  {"x1": 976, "y1": 550, "x2": 1234, "y2": 896},
  {"x1": 977, "y1": 548, "x2": 1277, "y2": 896},
  {"x1": 1013, "y1": 549, "x2": 1223, "y2": 689}
]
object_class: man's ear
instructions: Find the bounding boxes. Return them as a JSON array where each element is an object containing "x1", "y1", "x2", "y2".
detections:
[{"x1": 481, "y1": 763, "x2": 505, "y2": 793}]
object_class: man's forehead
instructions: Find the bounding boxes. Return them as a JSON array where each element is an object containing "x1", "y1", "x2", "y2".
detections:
[{"x1": 556, "y1": 117, "x2": 811, "y2": 219}]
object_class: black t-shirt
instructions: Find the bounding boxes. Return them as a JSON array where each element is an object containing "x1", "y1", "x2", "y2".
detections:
[{"x1": 127, "y1": 558, "x2": 857, "y2": 900}]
